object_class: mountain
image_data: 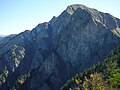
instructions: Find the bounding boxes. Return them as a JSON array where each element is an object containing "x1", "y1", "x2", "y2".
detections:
[
  {"x1": 0, "y1": 4, "x2": 120, "y2": 90},
  {"x1": 0, "y1": 34, "x2": 6, "y2": 37},
  {"x1": 0, "y1": 34, "x2": 6, "y2": 40}
]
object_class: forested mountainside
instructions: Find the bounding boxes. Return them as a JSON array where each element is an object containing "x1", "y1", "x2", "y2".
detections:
[
  {"x1": 61, "y1": 46, "x2": 120, "y2": 90},
  {"x1": 0, "y1": 4, "x2": 120, "y2": 90}
]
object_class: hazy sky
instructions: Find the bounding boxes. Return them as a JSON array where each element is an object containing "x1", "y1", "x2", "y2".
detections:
[{"x1": 0, "y1": 0, "x2": 120, "y2": 35}]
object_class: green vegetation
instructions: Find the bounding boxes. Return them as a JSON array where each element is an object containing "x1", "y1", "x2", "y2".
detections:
[
  {"x1": 0, "y1": 66, "x2": 9, "y2": 86},
  {"x1": 61, "y1": 47, "x2": 120, "y2": 90},
  {"x1": 10, "y1": 72, "x2": 30, "y2": 90}
]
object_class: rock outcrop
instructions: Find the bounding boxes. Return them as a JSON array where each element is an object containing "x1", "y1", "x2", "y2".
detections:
[{"x1": 0, "y1": 4, "x2": 120, "y2": 90}]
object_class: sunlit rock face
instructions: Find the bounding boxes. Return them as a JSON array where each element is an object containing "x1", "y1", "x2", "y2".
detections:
[{"x1": 0, "y1": 4, "x2": 120, "y2": 90}]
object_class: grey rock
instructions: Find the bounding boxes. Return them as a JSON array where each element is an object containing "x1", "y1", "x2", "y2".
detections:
[{"x1": 0, "y1": 4, "x2": 120, "y2": 90}]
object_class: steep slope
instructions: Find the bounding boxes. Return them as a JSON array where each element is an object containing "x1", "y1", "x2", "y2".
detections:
[
  {"x1": 0, "y1": 4, "x2": 120, "y2": 90},
  {"x1": 61, "y1": 46, "x2": 120, "y2": 90}
]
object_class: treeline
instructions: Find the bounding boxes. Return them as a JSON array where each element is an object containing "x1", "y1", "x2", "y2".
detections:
[{"x1": 61, "y1": 47, "x2": 120, "y2": 90}]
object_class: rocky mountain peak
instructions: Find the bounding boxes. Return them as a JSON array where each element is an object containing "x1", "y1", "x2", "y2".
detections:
[
  {"x1": 66, "y1": 4, "x2": 98, "y2": 15},
  {"x1": 0, "y1": 4, "x2": 120, "y2": 90}
]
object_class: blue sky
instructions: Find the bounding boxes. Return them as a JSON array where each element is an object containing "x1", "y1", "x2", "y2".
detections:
[{"x1": 0, "y1": 0, "x2": 120, "y2": 35}]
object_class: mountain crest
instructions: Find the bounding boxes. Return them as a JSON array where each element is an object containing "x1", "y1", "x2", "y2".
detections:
[{"x1": 66, "y1": 4, "x2": 98, "y2": 15}]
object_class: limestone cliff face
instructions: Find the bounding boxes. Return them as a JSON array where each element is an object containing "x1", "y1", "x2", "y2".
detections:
[{"x1": 0, "y1": 4, "x2": 120, "y2": 90}]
